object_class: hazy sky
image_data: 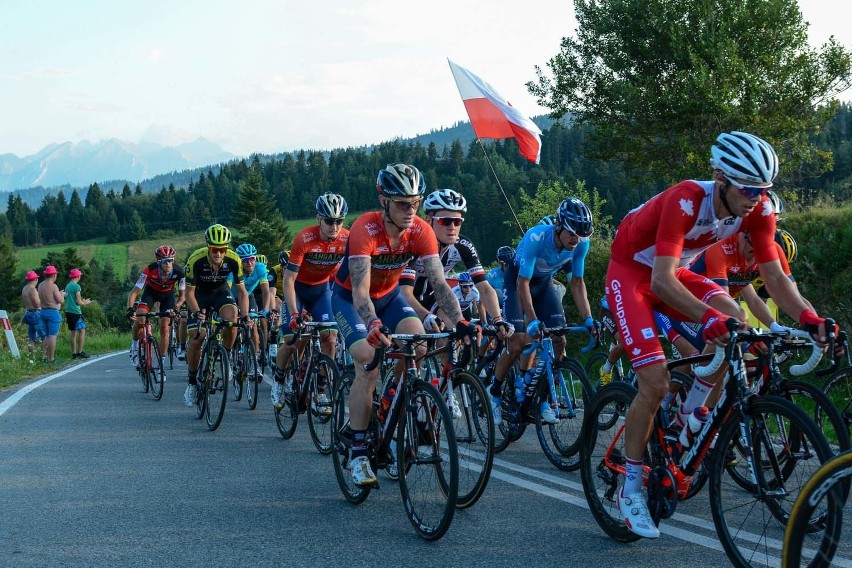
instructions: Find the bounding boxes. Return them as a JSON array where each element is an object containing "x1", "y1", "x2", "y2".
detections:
[{"x1": 1, "y1": 1, "x2": 849, "y2": 158}]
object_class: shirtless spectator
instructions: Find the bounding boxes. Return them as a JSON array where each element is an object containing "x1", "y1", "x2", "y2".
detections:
[
  {"x1": 37, "y1": 265, "x2": 65, "y2": 363},
  {"x1": 21, "y1": 270, "x2": 45, "y2": 361}
]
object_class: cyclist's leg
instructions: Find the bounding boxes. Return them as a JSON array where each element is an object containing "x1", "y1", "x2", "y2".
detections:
[{"x1": 211, "y1": 288, "x2": 239, "y2": 349}]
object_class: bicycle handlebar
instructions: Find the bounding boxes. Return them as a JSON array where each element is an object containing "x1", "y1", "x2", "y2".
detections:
[
  {"x1": 362, "y1": 331, "x2": 460, "y2": 372},
  {"x1": 522, "y1": 325, "x2": 598, "y2": 356}
]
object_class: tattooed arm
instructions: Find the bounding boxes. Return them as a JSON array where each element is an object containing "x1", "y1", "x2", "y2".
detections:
[
  {"x1": 423, "y1": 256, "x2": 463, "y2": 324},
  {"x1": 349, "y1": 257, "x2": 377, "y2": 324}
]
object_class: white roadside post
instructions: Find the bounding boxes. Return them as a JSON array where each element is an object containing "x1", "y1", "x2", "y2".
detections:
[{"x1": 0, "y1": 310, "x2": 21, "y2": 358}]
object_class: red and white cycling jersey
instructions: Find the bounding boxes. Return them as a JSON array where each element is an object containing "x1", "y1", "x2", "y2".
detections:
[
  {"x1": 611, "y1": 180, "x2": 778, "y2": 268},
  {"x1": 287, "y1": 225, "x2": 349, "y2": 286}
]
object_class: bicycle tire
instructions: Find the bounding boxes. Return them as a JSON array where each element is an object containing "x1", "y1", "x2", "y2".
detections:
[
  {"x1": 493, "y1": 366, "x2": 524, "y2": 453},
  {"x1": 205, "y1": 343, "x2": 229, "y2": 431},
  {"x1": 449, "y1": 370, "x2": 494, "y2": 509},
  {"x1": 244, "y1": 339, "x2": 259, "y2": 410},
  {"x1": 579, "y1": 381, "x2": 642, "y2": 543},
  {"x1": 257, "y1": 324, "x2": 268, "y2": 376},
  {"x1": 709, "y1": 396, "x2": 837, "y2": 568},
  {"x1": 194, "y1": 351, "x2": 206, "y2": 420},
  {"x1": 138, "y1": 340, "x2": 149, "y2": 393},
  {"x1": 536, "y1": 358, "x2": 592, "y2": 472},
  {"x1": 585, "y1": 351, "x2": 625, "y2": 391},
  {"x1": 782, "y1": 450, "x2": 851, "y2": 568},
  {"x1": 168, "y1": 323, "x2": 177, "y2": 371},
  {"x1": 822, "y1": 368, "x2": 852, "y2": 438},
  {"x1": 147, "y1": 336, "x2": 164, "y2": 401},
  {"x1": 274, "y1": 358, "x2": 299, "y2": 440},
  {"x1": 231, "y1": 334, "x2": 244, "y2": 402},
  {"x1": 331, "y1": 373, "x2": 371, "y2": 504},
  {"x1": 307, "y1": 353, "x2": 339, "y2": 455},
  {"x1": 397, "y1": 380, "x2": 458, "y2": 540}
]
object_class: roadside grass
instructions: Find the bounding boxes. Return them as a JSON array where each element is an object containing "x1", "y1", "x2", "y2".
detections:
[
  {"x1": 16, "y1": 239, "x2": 130, "y2": 278},
  {"x1": 0, "y1": 323, "x2": 132, "y2": 390}
]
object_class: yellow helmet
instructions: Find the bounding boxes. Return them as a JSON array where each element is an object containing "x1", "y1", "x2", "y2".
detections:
[
  {"x1": 774, "y1": 229, "x2": 797, "y2": 263},
  {"x1": 204, "y1": 224, "x2": 231, "y2": 246},
  {"x1": 256, "y1": 254, "x2": 268, "y2": 265}
]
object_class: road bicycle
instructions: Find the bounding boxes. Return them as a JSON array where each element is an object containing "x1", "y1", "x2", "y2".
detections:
[
  {"x1": 166, "y1": 311, "x2": 179, "y2": 370},
  {"x1": 231, "y1": 311, "x2": 261, "y2": 410},
  {"x1": 275, "y1": 320, "x2": 340, "y2": 454},
  {"x1": 191, "y1": 311, "x2": 240, "y2": 431},
  {"x1": 135, "y1": 311, "x2": 171, "y2": 400},
  {"x1": 400, "y1": 334, "x2": 494, "y2": 509},
  {"x1": 821, "y1": 330, "x2": 851, "y2": 438},
  {"x1": 782, "y1": 449, "x2": 851, "y2": 568},
  {"x1": 581, "y1": 320, "x2": 838, "y2": 567},
  {"x1": 330, "y1": 330, "x2": 461, "y2": 541},
  {"x1": 493, "y1": 325, "x2": 596, "y2": 472}
]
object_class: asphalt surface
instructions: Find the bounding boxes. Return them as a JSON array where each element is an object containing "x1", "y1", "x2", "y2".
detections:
[{"x1": 1, "y1": 353, "x2": 849, "y2": 568}]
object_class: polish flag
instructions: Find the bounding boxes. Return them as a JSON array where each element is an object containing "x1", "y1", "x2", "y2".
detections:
[{"x1": 448, "y1": 59, "x2": 542, "y2": 164}]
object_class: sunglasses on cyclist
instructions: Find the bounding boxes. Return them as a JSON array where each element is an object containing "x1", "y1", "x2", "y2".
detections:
[
  {"x1": 389, "y1": 199, "x2": 421, "y2": 211},
  {"x1": 723, "y1": 175, "x2": 772, "y2": 198},
  {"x1": 241, "y1": 256, "x2": 256, "y2": 263},
  {"x1": 322, "y1": 217, "x2": 344, "y2": 226},
  {"x1": 460, "y1": 283, "x2": 473, "y2": 289},
  {"x1": 433, "y1": 216, "x2": 464, "y2": 227},
  {"x1": 158, "y1": 257, "x2": 175, "y2": 264},
  {"x1": 208, "y1": 246, "x2": 228, "y2": 254}
]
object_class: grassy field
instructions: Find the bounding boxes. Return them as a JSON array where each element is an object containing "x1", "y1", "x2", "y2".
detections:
[{"x1": 15, "y1": 212, "x2": 365, "y2": 279}]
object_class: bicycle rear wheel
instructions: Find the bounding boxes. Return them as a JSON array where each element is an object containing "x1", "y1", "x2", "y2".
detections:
[
  {"x1": 147, "y1": 337, "x2": 164, "y2": 401},
  {"x1": 274, "y1": 358, "x2": 299, "y2": 439},
  {"x1": 205, "y1": 343, "x2": 229, "y2": 431},
  {"x1": 782, "y1": 450, "x2": 850, "y2": 568},
  {"x1": 822, "y1": 368, "x2": 852, "y2": 439},
  {"x1": 244, "y1": 339, "x2": 259, "y2": 410},
  {"x1": 710, "y1": 396, "x2": 837, "y2": 568},
  {"x1": 536, "y1": 358, "x2": 592, "y2": 472},
  {"x1": 331, "y1": 373, "x2": 371, "y2": 504},
  {"x1": 448, "y1": 370, "x2": 494, "y2": 509},
  {"x1": 397, "y1": 380, "x2": 458, "y2": 540},
  {"x1": 579, "y1": 382, "x2": 641, "y2": 543},
  {"x1": 307, "y1": 354, "x2": 338, "y2": 455}
]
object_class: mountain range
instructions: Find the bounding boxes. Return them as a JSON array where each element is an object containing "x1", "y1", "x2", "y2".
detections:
[{"x1": 0, "y1": 137, "x2": 235, "y2": 193}]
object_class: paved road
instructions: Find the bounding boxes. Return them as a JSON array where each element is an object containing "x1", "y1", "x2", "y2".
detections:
[{"x1": 1, "y1": 354, "x2": 849, "y2": 567}]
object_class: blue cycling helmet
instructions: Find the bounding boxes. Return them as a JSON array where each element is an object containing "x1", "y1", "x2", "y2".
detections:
[
  {"x1": 539, "y1": 214, "x2": 557, "y2": 226},
  {"x1": 457, "y1": 272, "x2": 473, "y2": 285},
  {"x1": 496, "y1": 246, "x2": 515, "y2": 264},
  {"x1": 557, "y1": 197, "x2": 594, "y2": 238},
  {"x1": 235, "y1": 243, "x2": 258, "y2": 259}
]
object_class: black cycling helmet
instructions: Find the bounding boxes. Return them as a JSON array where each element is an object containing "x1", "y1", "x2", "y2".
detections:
[
  {"x1": 376, "y1": 163, "x2": 425, "y2": 198},
  {"x1": 496, "y1": 246, "x2": 515, "y2": 264},
  {"x1": 556, "y1": 197, "x2": 594, "y2": 238}
]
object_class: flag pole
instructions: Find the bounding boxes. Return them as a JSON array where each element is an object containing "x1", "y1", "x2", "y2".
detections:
[{"x1": 477, "y1": 139, "x2": 525, "y2": 235}]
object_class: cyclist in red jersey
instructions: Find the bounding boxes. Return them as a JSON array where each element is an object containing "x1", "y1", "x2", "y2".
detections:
[
  {"x1": 331, "y1": 163, "x2": 477, "y2": 487},
  {"x1": 606, "y1": 131, "x2": 836, "y2": 539},
  {"x1": 271, "y1": 193, "x2": 350, "y2": 409}
]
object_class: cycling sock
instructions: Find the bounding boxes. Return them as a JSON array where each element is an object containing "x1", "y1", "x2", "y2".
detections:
[
  {"x1": 188, "y1": 369, "x2": 198, "y2": 385},
  {"x1": 351, "y1": 430, "x2": 367, "y2": 459},
  {"x1": 489, "y1": 376, "x2": 502, "y2": 397},
  {"x1": 678, "y1": 376, "x2": 714, "y2": 425},
  {"x1": 623, "y1": 457, "x2": 645, "y2": 496},
  {"x1": 273, "y1": 365, "x2": 287, "y2": 384}
]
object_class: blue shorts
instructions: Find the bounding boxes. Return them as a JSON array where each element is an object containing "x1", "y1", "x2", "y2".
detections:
[
  {"x1": 283, "y1": 281, "x2": 336, "y2": 336},
  {"x1": 24, "y1": 310, "x2": 46, "y2": 342},
  {"x1": 40, "y1": 308, "x2": 62, "y2": 337},
  {"x1": 331, "y1": 284, "x2": 418, "y2": 348},
  {"x1": 654, "y1": 312, "x2": 704, "y2": 352},
  {"x1": 66, "y1": 312, "x2": 86, "y2": 331},
  {"x1": 503, "y1": 263, "x2": 566, "y2": 330}
]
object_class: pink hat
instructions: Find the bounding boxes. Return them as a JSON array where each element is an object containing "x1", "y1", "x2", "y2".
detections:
[
  {"x1": 25, "y1": 270, "x2": 39, "y2": 281},
  {"x1": 69, "y1": 268, "x2": 83, "y2": 278},
  {"x1": 43, "y1": 265, "x2": 58, "y2": 275}
]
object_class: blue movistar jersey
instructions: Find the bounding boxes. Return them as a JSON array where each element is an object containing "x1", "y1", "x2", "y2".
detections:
[
  {"x1": 242, "y1": 262, "x2": 268, "y2": 295},
  {"x1": 485, "y1": 266, "x2": 505, "y2": 293},
  {"x1": 514, "y1": 225, "x2": 589, "y2": 280}
]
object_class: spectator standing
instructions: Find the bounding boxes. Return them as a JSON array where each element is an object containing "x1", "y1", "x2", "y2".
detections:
[
  {"x1": 21, "y1": 270, "x2": 45, "y2": 361},
  {"x1": 37, "y1": 265, "x2": 64, "y2": 363},
  {"x1": 65, "y1": 268, "x2": 92, "y2": 359}
]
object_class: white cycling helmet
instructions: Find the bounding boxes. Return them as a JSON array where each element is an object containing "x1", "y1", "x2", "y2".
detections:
[
  {"x1": 766, "y1": 190, "x2": 784, "y2": 216},
  {"x1": 376, "y1": 163, "x2": 425, "y2": 198},
  {"x1": 423, "y1": 189, "x2": 467, "y2": 213},
  {"x1": 710, "y1": 131, "x2": 778, "y2": 185},
  {"x1": 316, "y1": 193, "x2": 348, "y2": 218}
]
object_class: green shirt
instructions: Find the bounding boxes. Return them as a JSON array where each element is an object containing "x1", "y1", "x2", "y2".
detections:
[{"x1": 65, "y1": 281, "x2": 82, "y2": 314}]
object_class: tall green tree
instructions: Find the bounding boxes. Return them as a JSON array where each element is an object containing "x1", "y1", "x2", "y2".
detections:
[
  {"x1": 528, "y1": 0, "x2": 852, "y2": 184},
  {"x1": 0, "y1": 234, "x2": 19, "y2": 310}
]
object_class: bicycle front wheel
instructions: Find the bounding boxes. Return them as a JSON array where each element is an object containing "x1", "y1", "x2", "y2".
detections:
[
  {"x1": 231, "y1": 335, "x2": 244, "y2": 402},
  {"x1": 710, "y1": 396, "x2": 837, "y2": 568},
  {"x1": 244, "y1": 339, "x2": 259, "y2": 410},
  {"x1": 274, "y1": 359, "x2": 299, "y2": 439},
  {"x1": 307, "y1": 354, "x2": 338, "y2": 455},
  {"x1": 448, "y1": 370, "x2": 494, "y2": 509},
  {"x1": 147, "y1": 337, "x2": 164, "y2": 401},
  {"x1": 782, "y1": 450, "x2": 851, "y2": 568},
  {"x1": 168, "y1": 325, "x2": 177, "y2": 370},
  {"x1": 330, "y1": 373, "x2": 371, "y2": 504},
  {"x1": 536, "y1": 358, "x2": 592, "y2": 471},
  {"x1": 397, "y1": 380, "x2": 458, "y2": 540},
  {"x1": 822, "y1": 368, "x2": 852, "y2": 439},
  {"x1": 205, "y1": 343, "x2": 230, "y2": 431},
  {"x1": 138, "y1": 341, "x2": 149, "y2": 393},
  {"x1": 579, "y1": 381, "x2": 641, "y2": 543}
]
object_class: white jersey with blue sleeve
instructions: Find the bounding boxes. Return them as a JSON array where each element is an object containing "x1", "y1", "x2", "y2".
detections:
[{"x1": 515, "y1": 225, "x2": 589, "y2": 280}]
